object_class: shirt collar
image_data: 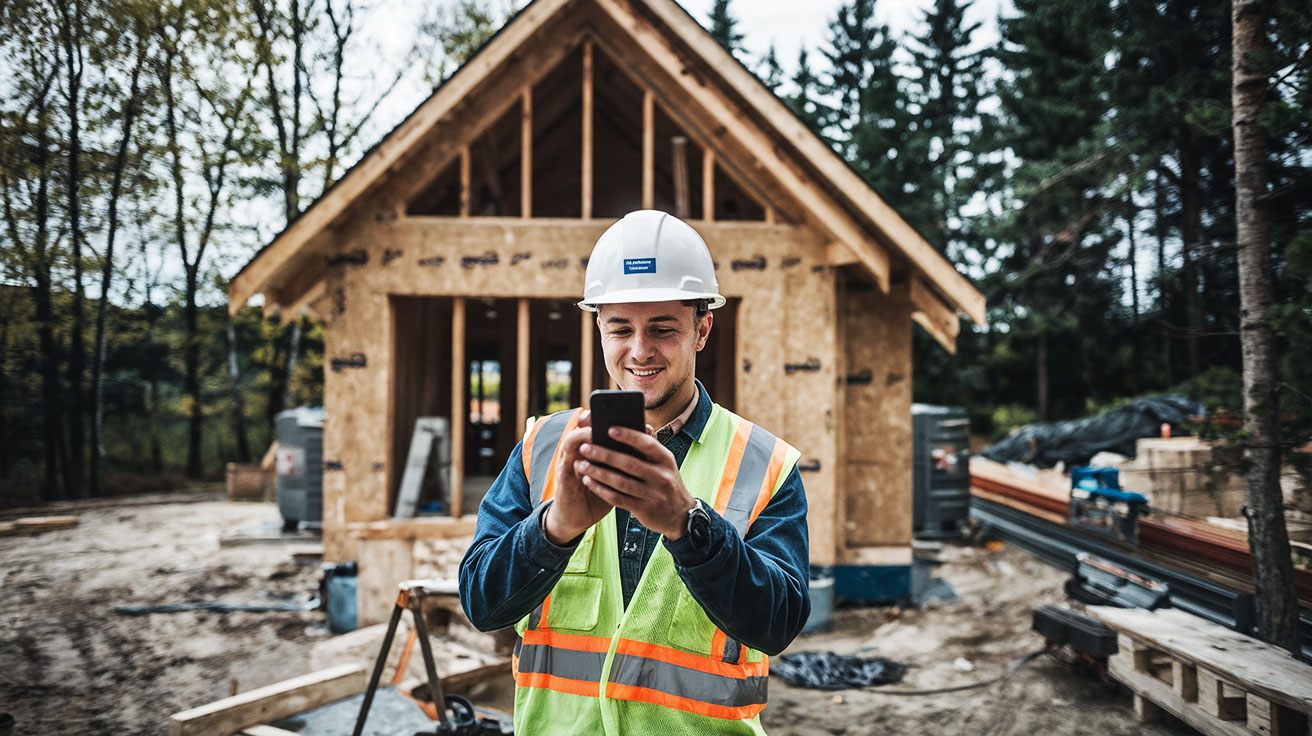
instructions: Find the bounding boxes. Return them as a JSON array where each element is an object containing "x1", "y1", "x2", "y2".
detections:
[
  {"x1": 680, "y1": 379, "x2": 713, "y2": 444},
  {"x1": 655, "y1": 385, "x2": 699, "y2": 443}
]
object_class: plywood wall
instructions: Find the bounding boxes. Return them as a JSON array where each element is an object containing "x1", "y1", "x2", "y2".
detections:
[{"x1": 839, "y1": 278, "x2": 914, "y2": 558}]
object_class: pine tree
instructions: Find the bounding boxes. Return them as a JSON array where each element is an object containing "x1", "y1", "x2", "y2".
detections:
[{"x1": 707, "y1": 0, "x2": 744, "y2": 58}]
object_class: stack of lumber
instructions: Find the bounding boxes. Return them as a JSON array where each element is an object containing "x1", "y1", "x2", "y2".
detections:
[
  {"x1": 1121, "y1": 438, "x2": 1246, "y2": 518},
  {"x1": 1089, "y1": 605, "x2": 1311, "y2": 735}
]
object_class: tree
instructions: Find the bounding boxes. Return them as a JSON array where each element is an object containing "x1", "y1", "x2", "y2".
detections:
[
  {"x1": 707, "y1": 0, "x2": 745, "y2": 58},
  {"x1": 1232, "y1": 0, "x2": 1300, "y2": 652}
]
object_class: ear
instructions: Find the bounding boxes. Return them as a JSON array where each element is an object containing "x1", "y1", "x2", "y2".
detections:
[{"x1": 694, "y1": 312, "x2": 713, "y2": 352}]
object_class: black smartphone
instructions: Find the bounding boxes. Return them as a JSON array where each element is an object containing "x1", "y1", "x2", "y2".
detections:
[{"x1": 589, "y1": 390, "x2": 646, "y2": 464}]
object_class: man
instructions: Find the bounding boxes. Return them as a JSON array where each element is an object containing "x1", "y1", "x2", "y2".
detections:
[{"x1": 459, "y1": 210, "x2": 810, "y2": 734}]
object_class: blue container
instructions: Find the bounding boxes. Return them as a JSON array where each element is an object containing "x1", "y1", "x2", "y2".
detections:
[{"x1": 324, "y1": 562, "x2": 358, "y2": 634}]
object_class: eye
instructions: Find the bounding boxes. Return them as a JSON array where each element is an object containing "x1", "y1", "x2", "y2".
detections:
[{"x1": 653, "y1": 328, "x2": 675, "y2": 336}]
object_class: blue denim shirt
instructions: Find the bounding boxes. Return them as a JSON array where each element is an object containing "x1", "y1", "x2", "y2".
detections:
[{"x1": 458, "y1": 380, "x2": 811, "y2": 656}]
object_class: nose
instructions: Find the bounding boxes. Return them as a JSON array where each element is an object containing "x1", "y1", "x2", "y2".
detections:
[{"x1": 630, "y1": 332, "x2": 656, "y2": 363}]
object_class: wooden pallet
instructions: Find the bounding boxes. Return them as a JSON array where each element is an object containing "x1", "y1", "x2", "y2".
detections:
[{"x1": 1088, "y1": 606, "x2": 1311, "y2": 736}]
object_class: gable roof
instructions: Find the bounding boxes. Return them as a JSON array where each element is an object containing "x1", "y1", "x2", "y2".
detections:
[{"x1": 229, "y1": 0, "x2": 985, "y2": 349}]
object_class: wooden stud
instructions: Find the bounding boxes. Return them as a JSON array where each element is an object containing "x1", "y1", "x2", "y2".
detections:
[
  {"x1": 765, "y1": 205, "x2": 775, "y2": 224},
  {"x1": 1173, "y1": 659, "x2": 1198, "y2": 702},
  {"x1": 517, "y1": 299, "x2": 530, "y2": 433},
  {"x1": 459, "y1": 146, "x2": 471, "y2": 217},
  {"x1": 450, "y1": 297, "x2": 466, "y2": 518},
  {"x1": 1133, "y1": 693, "x2": 1165, "y2": 724},
  {"x1": 909, "y1": 277, "x2": 960, "y2": 354},
  {"x1": 1198, "y1": 669, "x2": 1247, "y2": 721},
  {"x1": 582, "y1": 39, "x2": 594, "y2": 220},
  {"x1": 642, "y1": 89, "x2": 654, "y2": 210},
  {"x1": 672, "y1": 136, "x2": 689, "y2": 219},
  {"x1": 702, "y1": 148, "x2": 715, "y2": 222},
  {"x1": 580, "y1": 310, "x2": 594, "y2": 409},
  {"x1": 517, "y1": 102, "x2": 534, "y2": 220},
  {"x1": 1247, "y1": 693, "x2": 1308, "y2": 736}
]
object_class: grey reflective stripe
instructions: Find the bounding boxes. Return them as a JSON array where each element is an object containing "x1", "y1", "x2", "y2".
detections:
[
  {"x1": 609, "y1": 653, "x2": 768, "y2": 708},
  {"x1": 516, "y1": 641, "x2": 607, "y2": 682},
  {"x1": 529, "y1": 411, "x2": 576, "y2": 505},
  {"x1": 528, "y1": 604, "x2": 543, "y2": 630},
  {"x1": 721, "y1": 638, "x2": 741, "y2": 664},
  {"x1": 721, "y1": 423, "x2": 779, "y2": 536}
]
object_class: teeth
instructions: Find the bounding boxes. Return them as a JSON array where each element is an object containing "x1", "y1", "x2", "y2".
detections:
[{"x1": 631, "y1": 368, "x2": 660, "y2": 376}]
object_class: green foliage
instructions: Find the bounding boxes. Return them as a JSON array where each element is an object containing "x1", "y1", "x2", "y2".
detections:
[{"x1": 707, "y1": 0, "x2": 745, "y2": 58}]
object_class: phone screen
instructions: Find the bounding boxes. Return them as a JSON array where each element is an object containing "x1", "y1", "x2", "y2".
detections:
[{"x1": 589, "y1": 390, "x2": 646, "y2": 463}]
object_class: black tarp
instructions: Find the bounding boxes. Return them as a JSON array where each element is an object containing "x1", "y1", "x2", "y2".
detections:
[{"x1": 980, "y1": 394, "x2": 1205, "y2": 469}]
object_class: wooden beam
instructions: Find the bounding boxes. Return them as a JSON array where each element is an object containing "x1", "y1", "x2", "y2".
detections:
[
  {"x1": 582, "y1": 39, "x2": 594, "y2": 220},
  {"x1": 168, "y1": 664, "x2": 366, "y2": 736},
  {"x1": 580, "y1": 310, "x2": 594, "y2": 409},
  {"x1": 826, "y1": 242, "x2": 859, "y2": 266},
  {"x1": 227, "y1": 0, "x2": 572, "y2": 316},
  {"x1": 764, "y1": 205, "x2": 775, "y2": 224},
  {"x1": 450, "y1": 297, "x2": 466, "y2": 518},
  {"x1": 909, "y1": 277, "x2": 960, "y2": 354},
  {"x1": 642, "y1": 89, "x2": 654, "y2": 210},
  {"x1": 459, "y1": 146, "x2": 470, "y2": 217},
  {"x1": 672, "y1": 136, "x2": 689, "y2": 218},
  {"x1": 620, "y1": 0, "x2": 985, "y2": 325},
  {"x1": 279, "y1": 280, "x2": 325, "y2": 326},
  {"x1": 517, "y1": 299, "x2": 530, "y2": 433},
  {"x1": 344, "y1": 516, "x2": 479, "y2": 540},
  {"x1": 585, "y1": 10, "x2": 892, "y2": 294},
  {"x1": 521, "y1": 88, "x2": 532, "y2": 218},
  {"x1": 240, "y1": 727, "x2": 301, "y2": 736},
  {"x1": 702, "y1": 148, "x2": 714, "y2": 222}
]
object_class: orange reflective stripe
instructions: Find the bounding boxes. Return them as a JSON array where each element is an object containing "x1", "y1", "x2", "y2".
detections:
[
  {"x1": 540, "y1": 410, "x2": 582, "y2": 503},
  {"x1": 711, "y1": 419, "x2": 752, "y2": 515},
  {"x1": 522, "y1": 628, "x2": 614, "y2": 652},
  {"x1": 537, "y1": 593, "x2": 553, "y2": 632},
  {"x1": 748, "y1": 438, "x2": 788, "y2": 528},
  {"x1": 615, "y1": 638, "x2": 768, "y2": 678},
  {"x1": 604, "y1": 682, "x2": 766, "y2": 721},
  {"x1": 516, "y1": 670, "x2": 602, "y2": 698},
  {"x1": 521, "y1": 422, "x2": 537, "y2": 480},
  {"x1": 710, "y1": 628, "x2": 728, "y2": 661}
]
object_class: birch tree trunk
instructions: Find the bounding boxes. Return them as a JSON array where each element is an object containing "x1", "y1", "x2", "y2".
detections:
[{"x1": 1231, "y1": 0, "x2": 1299, "y2": 653}]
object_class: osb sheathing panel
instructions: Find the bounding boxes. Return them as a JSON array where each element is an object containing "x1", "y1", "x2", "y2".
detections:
[
  {"x1": 841, "y1": 282, "x2": 913, "y2": 550},
  {"x1": 314, "y1": 216, "x2": 899, "y2": 562}
]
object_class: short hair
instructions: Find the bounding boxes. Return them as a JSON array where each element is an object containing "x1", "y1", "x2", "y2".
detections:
[{"x1": 682, "y1": 299, "x2": 711, "y2": 320}]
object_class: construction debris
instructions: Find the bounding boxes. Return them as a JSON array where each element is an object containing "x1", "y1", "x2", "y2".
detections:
[{"x1": 0, "y1": 515, "x2": 78, "y2": 536}]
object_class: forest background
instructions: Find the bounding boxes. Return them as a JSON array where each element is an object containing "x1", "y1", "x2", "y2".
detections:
[{"x1": 1, "y1": 0, "x2": 1309, "y2": 509}]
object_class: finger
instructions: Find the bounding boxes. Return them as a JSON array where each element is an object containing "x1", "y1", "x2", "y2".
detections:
[
  {"x1": 583, "y1": 475, "x2": 644, "y2": 512},
  {"x1": 580, "y1": 442, "x2": 660, "y2": 481},
  {"x1": 606, "y1": 426, "x2": 669, "y2": 464},
  {"x1": 578, "y1": 459, "x2": 647, "y2": 498},
  {"x1": 576, "y1": 410, "x2": 591, "y2": 427}
]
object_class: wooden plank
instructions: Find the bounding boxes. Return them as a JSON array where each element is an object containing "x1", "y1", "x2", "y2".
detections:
[
  {"x1": 3, "y1": 516, "x2": 79, "y2": 535},
  {"x1": 642, "y1": 88, "x2": 654, "y2": 210},
  {"x1": 581, "y1": 39, "x2": 594, "y2": 220},
  {"x1": 580, "y1": 309, "x2": 594, "y2": 409},
  {"x1": 1088, "y1": 606, "x2": 1312, "y2": 714},
  {"x1": 459, "y1": 146, "x2": 471, "y2": 218},
  {"x1": 1134, "y1": 692, "x2": 1165, "y2": 723},
  {"x1": 827, "y1": 241, "x2": 859, "y2": 266},
  {"x1": 672, "y1": 135, "x2": 689, "y2": 218},
  {"x1": 168, "y1": 664, "x2": 366, "y2": 736},
  {"x1": 450, "y1": 297, "x2": 466, "y2": 519},
  {"x1": 1248, "y1": 693, "x2": 1310, "y2": 736},
  {"x1": 629, "y1": 0, "x2": 985, "y2": 324},
  {"x1": 1108, "y1": 657, "x2": 1251, "y2": 736},
  {"x1": 441, "y1": 660, "x2": 512, "y2": 692},
  {"x1": 345, "y1": 516, "x2": 478, "y2": 540},
  {"x1": 909, "y1": 277, "x2": 960, "y2": 353},
  {"x1": 1173, "y1": 659, "x2": 1198, "y2": 702},
  {"x1": 239, "y1": 726, "x2": 301, "y2": 736},
  {"x1": 279, "y1": 280, "x2": 325, "y2": 326},
  {"x1": 1198, "y1": 668, "x2": 1248, "y2": 721},
  {"x1": 517, "y1": 298, "x2": 530, "y2": 434},
  {"x1": 521, "y1": 88, "x2": 532, "y2": 219},
  {"x1": 227, "y1": 0, "x2": 572, "y2": 315},
  {"x1": 587, "y1": 2, "x2": 892, "y2": 296},
  {"x1": 702, "y1": 148, "x2": 714, "y2": 222}
]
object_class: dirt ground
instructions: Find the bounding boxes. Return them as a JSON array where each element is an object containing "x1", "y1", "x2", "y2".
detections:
[{"x1": 1, "y1": 492, "x2": 1189, "y2": 735}]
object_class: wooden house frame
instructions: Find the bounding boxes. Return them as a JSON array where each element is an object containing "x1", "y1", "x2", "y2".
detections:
[{"x1": 230, "y1": 0, "x2": 985, "y2": 620}]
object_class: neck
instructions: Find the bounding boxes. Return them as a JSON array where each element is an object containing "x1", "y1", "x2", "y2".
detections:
[{"x1": 645, "y1": 380, "x2": 697, "y2": 431}]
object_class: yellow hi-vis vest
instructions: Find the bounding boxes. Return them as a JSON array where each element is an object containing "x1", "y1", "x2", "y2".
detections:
[{"x1": 511, "y1": 402, "x2": 801, "y2": 735}]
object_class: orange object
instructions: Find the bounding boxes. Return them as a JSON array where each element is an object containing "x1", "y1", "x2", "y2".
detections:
[{"x1": 1161, "y1": 422, "x2": 1171, "y2": 438}]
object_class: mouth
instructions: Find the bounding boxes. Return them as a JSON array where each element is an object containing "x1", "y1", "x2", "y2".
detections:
[{"x1": 626, "y1": 366, "x2": 663, "y2": 382}]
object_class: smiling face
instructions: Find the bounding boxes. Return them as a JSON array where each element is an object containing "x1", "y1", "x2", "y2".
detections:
[{"x1": 597, "y1": 300, "x2": 713, "y2": 426}]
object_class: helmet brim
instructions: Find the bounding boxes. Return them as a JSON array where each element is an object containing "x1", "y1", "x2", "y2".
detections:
[{"x1": 578, "y1": 288, "x2": 727, "y2": 312}]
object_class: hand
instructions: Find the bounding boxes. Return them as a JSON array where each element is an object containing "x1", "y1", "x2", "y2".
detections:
[
  {"x1": 542, "y1": 411, "x2": 615, "y2": 545},
  {"x1": 575, "y1": 426, "x2": 696, "y2": 539}
]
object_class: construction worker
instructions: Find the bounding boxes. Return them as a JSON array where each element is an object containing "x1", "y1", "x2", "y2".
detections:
[{"x1": 459, "y1": 210, "x2": 810, "y2": 734}]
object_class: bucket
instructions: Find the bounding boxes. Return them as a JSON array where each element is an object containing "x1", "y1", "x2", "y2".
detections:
[
  {"x1": 802, "y1": 575, "x2": 835, "y2": 635},
  {"x1": 324, "y1": 562, "x2": 358, "y2": 634}
]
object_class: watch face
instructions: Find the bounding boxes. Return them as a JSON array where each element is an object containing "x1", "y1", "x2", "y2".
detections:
[{"x1": 689, "y1": 505, "x2": 710, "y2": 548}]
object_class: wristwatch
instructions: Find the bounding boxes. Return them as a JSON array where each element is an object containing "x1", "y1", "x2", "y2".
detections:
[{"x1": 685, "y1": 499, "x2": 711, "y2": 550}]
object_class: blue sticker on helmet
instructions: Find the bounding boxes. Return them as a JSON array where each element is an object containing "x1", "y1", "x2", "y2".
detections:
[{"x1": 623, "y1": 258, "x2": 656, "y2": 274}]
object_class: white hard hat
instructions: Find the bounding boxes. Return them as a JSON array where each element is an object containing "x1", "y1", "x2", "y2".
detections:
[{"x1": 578, "y1": 210, "x2": 726, "y2": 312}]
